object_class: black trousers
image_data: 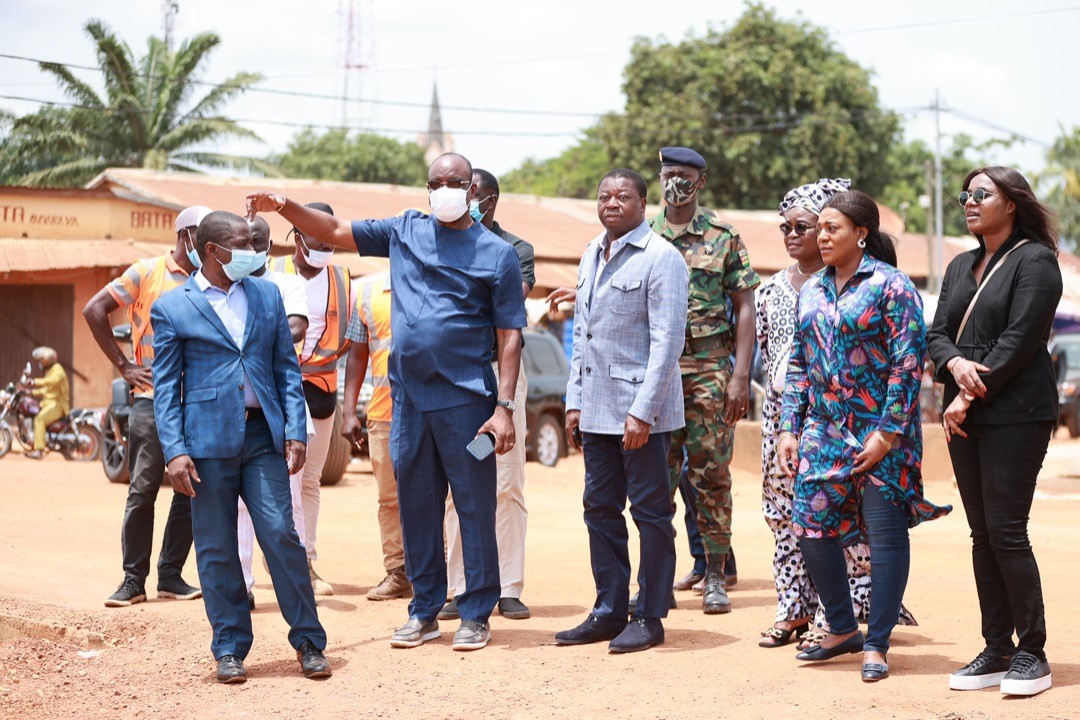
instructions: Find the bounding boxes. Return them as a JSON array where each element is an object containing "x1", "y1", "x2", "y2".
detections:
[
  {"x1": 948, "y1": 421, "x2": 1053, "y2": 660},
  {"x1": 121, "y1": 398, "x2": 193, "y2": 585}
]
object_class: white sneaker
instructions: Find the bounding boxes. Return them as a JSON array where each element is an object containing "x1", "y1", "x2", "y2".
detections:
[
  {"x1": 999, "y1": 651, "x2": 1052, "y2": 696},
  {"x1": 948, "y1": 649, "x2": 1011, "y2": 690}
]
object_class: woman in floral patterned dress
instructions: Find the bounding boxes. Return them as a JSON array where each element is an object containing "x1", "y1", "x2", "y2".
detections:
[
  {"x1": 758, "y1": 179, "x2": 916, "y2": 650},
  {"x1": 777, "y1": 190, "x2": 950, "y2": 682}
]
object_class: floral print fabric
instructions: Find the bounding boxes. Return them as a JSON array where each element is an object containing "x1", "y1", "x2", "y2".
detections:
[{"x1": 780, "y1": 255, "x2": 951, "y2": 545}]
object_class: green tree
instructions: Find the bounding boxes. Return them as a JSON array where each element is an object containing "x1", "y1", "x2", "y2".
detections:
[
  {"x1": 880, "y1": 134, "x2": 1012, "y2": 238},
  {"x1": 501, "y1": 132, "x2": 612, "y2": 198},
  {"x1": 0, "y1": 19, "x2": 272, "y2": 187},
  {"x1": 1040, "y1": 125, "x2": 1080, "y2": 252},
  {"x1": 270, "y1": 128, "x2": 426, "y2": 186},
  {"x1": 594, "y1": 3, "x2": 901, "y2": 209}
]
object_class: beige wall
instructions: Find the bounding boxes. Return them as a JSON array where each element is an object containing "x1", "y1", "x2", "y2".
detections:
[{"x1": 0, "y1": 192, "x2": 176, "y2": 242}]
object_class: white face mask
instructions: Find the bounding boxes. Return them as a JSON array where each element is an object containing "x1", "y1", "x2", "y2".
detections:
[
  {"x1": 299, "y1": 235, "x2": 333, "y2": 269},
  {"x1": 428, "y1": 187, "x2": 469, "y2": 222}
]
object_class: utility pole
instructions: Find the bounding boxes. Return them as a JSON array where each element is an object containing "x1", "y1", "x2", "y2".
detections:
[
  {"x1": 163, "y1": 1, "x2": 179, "y2": 53},
  {"x1": 932, "y1": 89, "x2": 945, "y2": 294}
]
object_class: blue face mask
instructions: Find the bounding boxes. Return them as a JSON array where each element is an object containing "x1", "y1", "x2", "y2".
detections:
[
  {"x1": 469, "y1": 195, "x2": 492, "y2": 223},
  {"x1": 252, "y1": 250, "x2": 268, "y2": 272},
  {"x1": 183, "y1": 230, "x2": 202, "y2": 269},
  {"x1": 211, "y1": 244, "x2": 262, "y2": 281}
]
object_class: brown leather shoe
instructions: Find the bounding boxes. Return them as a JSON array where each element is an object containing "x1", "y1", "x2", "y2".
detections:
[
  {"x1": 366, "y1": 567, "x2": 411, "y2": 601},
  {"x1": 673, "y1": 571, "x2": 704, "y2": 592}
]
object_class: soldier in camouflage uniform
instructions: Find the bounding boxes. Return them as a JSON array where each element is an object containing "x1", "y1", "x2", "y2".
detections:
[{"x1": 649, "y1": 147, "x2": 760, "y2": 615}]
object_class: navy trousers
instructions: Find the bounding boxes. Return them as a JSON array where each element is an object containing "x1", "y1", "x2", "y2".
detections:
[
  {"x1": 677, "y1": 455, "x2": 707, "y2": 576},
  {"x1": 391, "y1": 396, "x2": 500, "y2": 624},
  {"x1": 582, "y1": 431, "x2": 675, "y2": 620},
  {"x1": 191, "y1": 416, "x2": 325, "y2": 660}
]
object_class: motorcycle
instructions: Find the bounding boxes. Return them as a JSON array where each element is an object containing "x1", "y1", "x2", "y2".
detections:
[
  {"x1": 100, "y1": 375, "x2": 131, "y2": 483},
  {"x1": 0, "y1": 363, "x2": 102, "y2": 461}
]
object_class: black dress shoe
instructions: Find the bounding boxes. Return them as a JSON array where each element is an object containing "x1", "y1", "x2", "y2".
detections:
[
  {"x1": 216, "y1": 655, "x2": 247, "y2": 684},
  {"x1": 862, "y1": 660, "x2": 890, "y2": 682},
  {"x1": 795, "y1": 631, "x2": 865, "y2": 661},
  {"x1": 296, "y1": 640, "x2": 332, "y2": 679},
  {"x1": 609, "y1": 617, "x2": 664, "y2": 654},
  {"x1": 247, "y1": 592, "x2": 255, "y2": 610},
  {"x1": 498, "y1": 597, "x2": 531, "y2": 620},
  {"x1": 554, "y1": 614, "x2": 627, "y2": 646}
]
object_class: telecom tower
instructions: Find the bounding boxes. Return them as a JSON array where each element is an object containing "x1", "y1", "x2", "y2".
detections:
[{"x1": 338, "y1": 0, "x2": 376, "y2": 129}]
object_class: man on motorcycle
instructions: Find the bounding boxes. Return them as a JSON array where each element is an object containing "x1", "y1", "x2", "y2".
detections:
[{"x1": 25, "y1": 346, "x2": 69, "y2": 460}]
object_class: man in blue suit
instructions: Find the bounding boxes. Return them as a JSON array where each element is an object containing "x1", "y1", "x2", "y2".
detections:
[
  {"x1": 152, "y1": 211, "x2": 330, "y2": 684},
  {"x1": 556, "y1": 168, "x2": 689, "y2": 653}
]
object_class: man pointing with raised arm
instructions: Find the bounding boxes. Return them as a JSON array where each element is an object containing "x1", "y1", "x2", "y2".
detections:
[{"x1": 247, "y1": 152, "x2": 526, "y2": 652}]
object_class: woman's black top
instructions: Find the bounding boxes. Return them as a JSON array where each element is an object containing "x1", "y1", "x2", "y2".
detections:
[{"x1": 927, "y1": 228, "x2": 1062, "y2": 425}]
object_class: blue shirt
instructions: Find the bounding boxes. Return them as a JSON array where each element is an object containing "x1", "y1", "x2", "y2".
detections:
[
  {"x1": 193, "y1": 271, "x2": 261, "y2": 408},
  {"x1": 351, "y1": 210, "x2": 526, "y2": 411}
]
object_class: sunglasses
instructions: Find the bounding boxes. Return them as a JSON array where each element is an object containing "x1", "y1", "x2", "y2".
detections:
[
  {"x1": 957, "y1": 188, "x2": 995, "y2": 206},
  {"x1": 779, "y1": 222, "x2": 815, "y2": 237},
  {"x1": 426, "y1": 178, "x2": 472, "y2": 192}
]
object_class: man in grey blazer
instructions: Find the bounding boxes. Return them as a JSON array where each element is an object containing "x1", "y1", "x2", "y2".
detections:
[{"x1": 555, "y1": 168, "x2": 689, "y2": 653}]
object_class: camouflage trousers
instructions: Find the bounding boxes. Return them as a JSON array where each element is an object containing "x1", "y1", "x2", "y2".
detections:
[{"x1": 668, "y1": 364, "x2": 733, "y2": 563}]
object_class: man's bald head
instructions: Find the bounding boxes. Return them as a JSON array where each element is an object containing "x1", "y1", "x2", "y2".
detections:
[{"x1": 428, "y1": 152, "x2": 473, "y2": 182}]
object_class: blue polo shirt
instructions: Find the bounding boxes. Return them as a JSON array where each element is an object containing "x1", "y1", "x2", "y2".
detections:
[{"x1": 351, "y1": 210, "x2": 526, "y2": 411}]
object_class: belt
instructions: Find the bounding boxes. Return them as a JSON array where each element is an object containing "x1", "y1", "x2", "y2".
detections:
[
  {"x1": 684, "y1": 332, "x2": 732, "y2": 356},
  {"x1": 244, "y1": 407, "x2": 265, "y2": 422}
]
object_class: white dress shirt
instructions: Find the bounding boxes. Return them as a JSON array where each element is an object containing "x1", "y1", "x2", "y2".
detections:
[{"x1": 194, "y1": 271, "x2": 261, "y2": 408}]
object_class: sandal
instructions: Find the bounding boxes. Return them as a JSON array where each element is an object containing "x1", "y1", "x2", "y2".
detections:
[
  {"x1": 758, "y1": 620, "x2": 811, "y2": 648},
  {"x1": 796, "y1": 628, "x2": 826, "y2": 652}
]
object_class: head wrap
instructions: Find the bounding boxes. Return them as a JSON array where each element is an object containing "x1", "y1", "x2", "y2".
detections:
[{"x1": 778, "y1": 178, "x2": 852, "y2": 217}]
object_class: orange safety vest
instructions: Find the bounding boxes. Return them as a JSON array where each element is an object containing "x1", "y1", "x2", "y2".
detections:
[
  {"x1": 356, "y1": 273, "x2": 393, "y2": 423},
  {"x1": 270, "y1": 255, "x2": 352, "y2": 393}
]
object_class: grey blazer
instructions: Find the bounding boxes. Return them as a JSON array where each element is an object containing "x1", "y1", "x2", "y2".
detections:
[{"x1": 567, "y1": 220, "x2": 689, "y2": 434}]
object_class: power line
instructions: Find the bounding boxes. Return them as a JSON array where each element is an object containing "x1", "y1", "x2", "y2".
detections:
[
  {"x1": 0, "y1": 51, "x2": 605, "y2": 119},
  {"x1": 942, "y1": 107, "x2": 1053, "y2": 149}
]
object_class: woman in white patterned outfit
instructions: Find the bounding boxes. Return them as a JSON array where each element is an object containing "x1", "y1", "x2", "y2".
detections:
[{"x1": 757, "y1": 178, "x2": 915, "y2": 648}]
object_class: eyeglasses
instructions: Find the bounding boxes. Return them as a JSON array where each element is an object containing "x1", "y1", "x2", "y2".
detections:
[
  {"x1": 427, "y1": 178, "x2": 472, "y2": 191},
  {"x1": 779, "y1": 222, "x2": 815, "y2": 237},
  {"x1": 957, "y1": 188, "x2": 995, "y2": 206}
]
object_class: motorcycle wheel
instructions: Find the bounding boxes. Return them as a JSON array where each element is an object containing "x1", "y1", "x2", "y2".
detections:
[
  {"x1": 63, "y1": 422, "x2": 102, "y2": 462},
  {"x1": 0, "y1": 423, "x2": 11, "y2": 459},
  {"x1": 101, "y1": 420, "x2": 129, "y2": 484}
]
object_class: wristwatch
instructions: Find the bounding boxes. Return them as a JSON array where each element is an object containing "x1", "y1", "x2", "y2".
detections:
[{"x1": 496, "y1": 399, "x2": 517, "y2": 412}]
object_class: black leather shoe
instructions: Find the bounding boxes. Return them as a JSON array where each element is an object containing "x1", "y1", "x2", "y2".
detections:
[
  {"x1": 862, "y1": 660, "x2": 890, "y2": 682},
  {"x1": 247, "y1": 591, "x2": 255, "y2": 610},
  {"x1": 702, "y1": 560, "x2": 731, "y2": 614},
  {"x1": 555, "y1": 614, "x2": 627, "y2": 646},
  {"x1": 216, "y1": 655, "x2": 247, "y2": 684},
  {"x1": 628, "y1": 591, "x2": 677, "y2": 616},
  {"x1": 609, "y1": 617, "x2": 664, "y2": 653},
  {"x1": 673, "y1": 571, "x2": 704, "y2": 592},
  {"x1": 296, "y1": 640, "x2": 332, "y2": 679},
  {"x1": 796, "y1": 631, "x2": 864, "y2": 661},
  {"x1": 498, "y1": 597, "x2": 531, "y2": 620},
  {"x1": 438, "y1": 597, "x2": 460, "y2": 620}
]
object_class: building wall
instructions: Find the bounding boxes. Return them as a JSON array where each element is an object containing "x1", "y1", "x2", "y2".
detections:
[{"x1": 1, "y1": 268, "x2": 124, "y2": 408}]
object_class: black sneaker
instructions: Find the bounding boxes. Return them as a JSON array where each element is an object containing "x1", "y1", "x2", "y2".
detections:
[
  {"x1": 105, "y1": 578, "x2": 146, "y2": 608},
  {"x1": 157, "y1": 576, "x2": 202, "y2": 600},
  {"x1": 999, "y1": 651, "x2": 1052, "y2": 696},
  {"x1": 949, "y1": 649, "x2": 1012, "y2": 690},
  {"x1": 438, "y1": 597, "x2": 460, "y2": 620}
]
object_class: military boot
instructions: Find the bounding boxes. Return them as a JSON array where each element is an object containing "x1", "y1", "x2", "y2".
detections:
[{"x1": 702, "y1": 558, "x2": 731, "y2": 615}]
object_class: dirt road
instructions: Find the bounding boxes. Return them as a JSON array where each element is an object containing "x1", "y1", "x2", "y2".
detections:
[{"x1": 2, "y1": 434, "x2": 1079, "y2": 720}]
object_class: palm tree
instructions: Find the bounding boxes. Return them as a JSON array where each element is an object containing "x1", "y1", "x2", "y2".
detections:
[
  {"x1": 1040, "y1": 125, "x2": 1080, "y2": 251},
  {"x1": 0, "y1": 19, "x2": 280, "y2": 187}
]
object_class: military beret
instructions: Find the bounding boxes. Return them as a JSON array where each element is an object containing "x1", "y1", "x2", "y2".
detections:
[{"x1": 659, "y1": 146, "x2": 706, "y2": 170}]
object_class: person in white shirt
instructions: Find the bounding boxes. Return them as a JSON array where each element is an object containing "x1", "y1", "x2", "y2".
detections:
[{"x1": 235, "y1": 217, "x2": 311, "y2": 607}]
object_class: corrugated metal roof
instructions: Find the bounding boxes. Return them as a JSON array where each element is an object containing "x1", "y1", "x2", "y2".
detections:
[{"x1": 0, "y1": 238, "x2": 174, "y2": 272}]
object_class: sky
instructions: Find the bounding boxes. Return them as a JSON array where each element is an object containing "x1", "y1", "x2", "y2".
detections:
[{"x1": 1, "y1": 1, "x2": 1078, "y2": 192}]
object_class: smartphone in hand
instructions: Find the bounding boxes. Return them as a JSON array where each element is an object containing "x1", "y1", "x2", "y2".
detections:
[{"x1": 466, "y1": 432, "x2": 496, "y2": 460}]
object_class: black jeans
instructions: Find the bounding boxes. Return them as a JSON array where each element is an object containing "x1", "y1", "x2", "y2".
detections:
[
  {"x1": 949, "y1": 421, "x2": 1052, "y2": 660},
  {"x1": 799, "y1": 481, "x2": 910, "y2": 654},
  {"x1": 120, "y1": 398, "x2": 193, "y2": 585}
]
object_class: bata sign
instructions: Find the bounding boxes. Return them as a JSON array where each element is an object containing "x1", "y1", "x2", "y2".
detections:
[{"x1": 0, "y1": 190, "x2": 177, "y2": 241}]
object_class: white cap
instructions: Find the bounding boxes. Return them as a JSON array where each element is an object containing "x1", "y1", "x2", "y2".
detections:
[{"x1": 174, "y1": 205, "x2": 213, "y2": 233}]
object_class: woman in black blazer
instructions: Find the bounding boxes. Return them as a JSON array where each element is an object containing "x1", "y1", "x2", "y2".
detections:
[{"x1": 927, "y1": 166, "x2": 1062, "y2": 697}]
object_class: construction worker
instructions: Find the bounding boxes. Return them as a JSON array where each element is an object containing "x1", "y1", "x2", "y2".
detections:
[{"x1": 269, "y1": 202, "x2": 354, "y2": 596}]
